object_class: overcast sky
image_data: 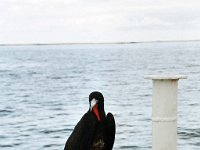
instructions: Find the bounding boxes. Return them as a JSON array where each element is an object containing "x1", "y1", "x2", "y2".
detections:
[{"x1": 1, "y1": 0, "x2": 200, "y2": 44}]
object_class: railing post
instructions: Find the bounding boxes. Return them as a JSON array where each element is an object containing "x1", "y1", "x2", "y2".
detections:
[{"x1": 145, "y1": 75, "x2": 187, "y2": 150}]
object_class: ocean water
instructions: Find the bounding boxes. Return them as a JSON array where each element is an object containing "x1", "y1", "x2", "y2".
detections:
[{"x1": 0, "y1": 41, "x2": 200, "y2": 150}]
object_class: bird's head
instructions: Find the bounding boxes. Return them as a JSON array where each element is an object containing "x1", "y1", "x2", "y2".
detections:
[{"x1": 89, "y1": 91, "x2": 104, "y2": 122}]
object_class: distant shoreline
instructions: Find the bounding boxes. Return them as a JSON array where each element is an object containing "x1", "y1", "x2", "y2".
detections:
[{"x1": 0, "y1": 40, "x2": 199, "y2": 46}]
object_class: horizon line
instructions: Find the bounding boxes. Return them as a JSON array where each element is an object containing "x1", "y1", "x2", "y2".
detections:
[{"x1": 0, "y1": 39, "x2": 200, "y2": 46}]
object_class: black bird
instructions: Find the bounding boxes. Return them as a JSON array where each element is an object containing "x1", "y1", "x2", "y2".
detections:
[{"x1": 64, "y1": 91, "x2": 115, "y2": 150}]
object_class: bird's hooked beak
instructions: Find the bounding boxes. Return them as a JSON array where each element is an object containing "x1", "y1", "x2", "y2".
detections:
[{"x1": 90, "y1": 98, "x2": 101, "y2": 121}]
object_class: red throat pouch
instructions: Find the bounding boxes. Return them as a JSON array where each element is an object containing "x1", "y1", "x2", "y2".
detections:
[{"x1": 93, "y1": 104, "x2": 100, "y2": 122}]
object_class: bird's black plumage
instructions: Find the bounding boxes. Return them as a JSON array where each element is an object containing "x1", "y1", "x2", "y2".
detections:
[{"x1": 64, "y1": 91, "x2": 115, "y2": 150}]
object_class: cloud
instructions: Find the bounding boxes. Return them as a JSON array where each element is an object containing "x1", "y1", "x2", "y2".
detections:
[{"x1": 0, "y1": 0, "x2": 200, "y2": 43}]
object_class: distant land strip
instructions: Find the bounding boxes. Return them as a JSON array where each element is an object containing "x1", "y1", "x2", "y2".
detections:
[{"x1": 0, "y1": 40, "x2": 200, "y2": 46}]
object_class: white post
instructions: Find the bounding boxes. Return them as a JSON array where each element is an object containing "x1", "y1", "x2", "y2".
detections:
[{"x1": 145, "y1": 75, "x2": 187, "y2": 150}]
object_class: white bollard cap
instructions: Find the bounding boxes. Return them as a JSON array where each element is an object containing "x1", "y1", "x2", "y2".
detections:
[{"x1": 145, "y1": 75, "x2": 187, "y2": 80}]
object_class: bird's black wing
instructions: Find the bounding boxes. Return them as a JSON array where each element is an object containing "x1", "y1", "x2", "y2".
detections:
[
  {"x1": 106, "y1": 112, "x2": 116, "y2": 150},
  {"x1": 64, "y1": 112, "x2": 96, "y2": 150}
]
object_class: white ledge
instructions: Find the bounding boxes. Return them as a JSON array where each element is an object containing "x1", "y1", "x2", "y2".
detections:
[
  {"x1": 144, "y1": 75, "x2": 187, "y2": 80},
  {"x1": 152, "y1": 117, "x2": 177, "y2": 122}
]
